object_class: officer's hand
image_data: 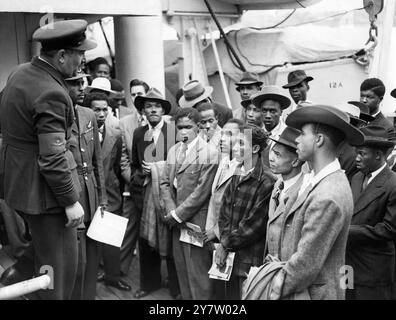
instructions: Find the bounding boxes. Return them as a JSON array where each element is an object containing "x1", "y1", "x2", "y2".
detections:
[
  {"x1": 65, "y1": 202, "x2": 85, "y2": 228},
  {"x1": 215, "y1": 244, "x2": 228, "y2": 270},
  {"x1": 203, "y1": 229, "x2": 216, "y2": 243}
]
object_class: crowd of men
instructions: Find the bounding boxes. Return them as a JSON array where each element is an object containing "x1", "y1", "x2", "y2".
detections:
[{"x1": 0, "y1": 19, "x2": 396, "y2": 300}]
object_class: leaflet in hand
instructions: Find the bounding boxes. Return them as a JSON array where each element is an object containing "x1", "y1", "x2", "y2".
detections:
[
  {"x1": 208, "y1": 244, "x2": 235, "y2": 281},
  {"x1": 179, "y1": 222, "x2": 204, "y2": 247}
]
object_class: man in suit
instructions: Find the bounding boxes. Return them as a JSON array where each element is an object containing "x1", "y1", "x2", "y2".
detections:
[
  {"x1": 178, "y1": 80, "x2": 232, "y2": 127},
  {"x1": 85, "y1": 91, "x2": 131, "y2": 292},
  {"x1": 233, "y1": 72, "x2": 263, "y2": 121},
  {"x1": 270, "y1": 105, "x2": 364, "y2": 300},
  {"x1": 360, "y1": 78, "x2": 396, "y2": 141},
  {"x1": 216, "y1": 125, "x2": 276, "y2": 299},
  {"x1": 346, "y1": 125, "x2": 396, "y2": 300},
  {"x1": 0, "y1": 20, "x2": 96, "y2": 299},
  {"x1": 67, "y1": 75, "x2": 107, "y2": 300},
  {"x1": 131, "y1": 88, "x2": 179, "y2": 299},
  {"x1": 160, "y1": 107, "x2": 219, "y2": 300},
  {"x1": 118, "y1": 78, "x2": 149, "y2": 275},
  {"x1": 266, "y1": 126, "x2": 304, "y2": 258},
  {"x1": 281, "y1": 70, "x2": 314, "y2": 121}
]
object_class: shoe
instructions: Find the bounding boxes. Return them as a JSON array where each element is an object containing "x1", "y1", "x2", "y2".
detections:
[
  {"x1": 97, "y1": 272, "x2": 105, "y2": 282},
  {"x1": 104, "y1": 279, "x2": 131, "y2": 291},
  {"x1": 0, "y1": 266, "x2": 25, "y2": 286},
  {"x1": 134, "y1": 288, "x2": 149, "y2": 299}
]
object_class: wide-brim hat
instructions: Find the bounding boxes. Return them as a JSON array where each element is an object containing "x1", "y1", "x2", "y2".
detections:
[
  {"x1": 65, "y1": 71, "x2": 90, "y2": 81},
  {"x1": 32, "y1": 19, "x2": 97, "y2": 51},
  {"x1": 286, "y1": 104, "x2": 364, "y2": 146},
  {"x1": 235, "y1": 72, "x2": 263, "y2": 90},
  {"x1": 359, "y1": 125, "x2": 396, "y2": 148},
  {"x1": 348, "y1": 101, "x2": 375, "y2": 122},
  {"x1": 86, "y1": 77, "x2": 116, "y2": 94},
  {"x1": 269, "y1": 126, "x2": 301, "y2": 150},
  {"x1": 282, "y1": 70, "x2": 314, "y2": 89},
  {"x1": 179, "y1": 80, "x2": 213, "y2": 108},
  {"x1": 251, "y1": 85, "x2": 291, "y2": 110},
  {"x1": 335, "y1": 103, "x2": 366, "y2": 127},
  {"x1": 135, "y1": 87, "x2": 171, "y2": 115}
]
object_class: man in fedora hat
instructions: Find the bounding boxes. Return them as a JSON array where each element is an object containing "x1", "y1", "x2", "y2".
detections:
[
  {"x1": 251, "y1": 85, "x2": 291, "y2": 166},
  {"x1": 282, "y1": 70, "x2": 314, "y2": 119},
  {"x1": 266, "y1": 127, "x2": 305, "y2": 258},
  {"x1": 268, "y1": 105, "x2": 364, "y2": 300},
  {"x1": 360, "y1": 78, "x2": 396, "y2": 141},
  {"x1": 233, "y1": 72, "x2": 263, "y2": 121},
  {"x1": 346, "y1": 125, "x2": 396, "y2": 300},
  {"x1": 179, "y1": 80, "x2": 232, "y2": 127},
  {"x1": 130, "y1": 88, "x2": 179, "y2": 299}
]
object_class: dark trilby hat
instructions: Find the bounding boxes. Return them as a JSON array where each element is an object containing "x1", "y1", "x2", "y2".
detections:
[
  {"x1": 282, "y1": 70, "x2": 314, "y2": 89},
  {"x1": 269, "y1": 126, "x2": 301, "y2": 150},
  {"x1": 336, "y1": 103, "x2": 366, "y2": 128},
  {"x1": 179, "y1": 80, "x2": 213, "y2": 108},
  {"x1": 348, "y1": 101, "x2": 375, "y2": 122},
  {"x1": 235, "y1": 72, "x2": 263, "y2": 90},
  {"x1": 33, "y1": 19, "x2": 96, "y2": 51},
  {"x1": 286, "y1": 104, "x2": 364, "y2": 146},
  {"x1": 135, "y1": 87, "x2": 171, "y2": 115},
  {"x1": 359, "y1": 125, "x2": 396, "y2": 148},
  {"x1": 251, "y1": 85, "x2": 291, "y2": 110}
]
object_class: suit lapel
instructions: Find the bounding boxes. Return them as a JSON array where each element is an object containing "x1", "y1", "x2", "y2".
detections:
[
  {"x1": 353, "y1": 166, "x2": 388, "y2": 216},
  {"x1": 216, "y1": 160, "x2": 239, "y2": 190},
  {"x1": 169, "y1": 143, "x2": 181, "y2": 185},
  {"x1": 351, "y1": 171, "x2": 364, "y2": 203},
  {"x1": 177, "y1": 138, "x2": 203, "y2": 174},
  {"x1": 284, "y1": 180, "x2": 314, "y2": 222},
  {"x1": 101, "y1": 125, "x2": 116, "y2": 161}
]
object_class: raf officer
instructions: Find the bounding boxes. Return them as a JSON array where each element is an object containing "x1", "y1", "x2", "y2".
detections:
[{"x1": 0, "y1": 20, "x2": 96, "y2": 300}]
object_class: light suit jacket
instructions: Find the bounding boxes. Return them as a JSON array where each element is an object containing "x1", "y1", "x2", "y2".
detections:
[
  {"x1": 205, "y1": 157, "x2": 240, "y2": 239},
  {"x1": 277, "y1": 170, "x2": 353, "y2": 300},
  {"x1": 266, "y1": 174, "x2": 305, "y2": 258},
  {"x1": 160, "y1": 136, "x2": 219, "y2": 230}
]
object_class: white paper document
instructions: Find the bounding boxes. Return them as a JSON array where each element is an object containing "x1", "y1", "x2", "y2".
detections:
[
  {"x1": 87, "y1": 207, "x2": 128, "y2": 247},
  {"x1": 208, "y1": 244, "x2": 235, "y2": 281},
  {"x1": 179, "y1": 222, "x2": 204, "y2": 247}
]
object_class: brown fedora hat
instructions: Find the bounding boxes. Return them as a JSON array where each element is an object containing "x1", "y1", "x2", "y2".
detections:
[
  {"x1": 134, "y1": 87, "x2": 171, "y2": 115},
  {"x1": 235, "y1": 72, "x2": 263, "y2": 90},
  {"x1": 286, "y1": 104, "x2": 364, "y2": 146},
  {"x1": 348, "y1": 101, "x2": 375, "y2": 122},
  {"x1": 269, "y1": 126, "x2": 301, "y2": 150},
  {"x1": 179, "y1": 80, "x2": 213, "y2": 108},
  {"x1": 359, "y1": 125, "x2": 396, "y2": 148},
  {"x1": 251, "y1": 85, "x2": 291, "y2": 110},
  {"x1": 282, "y1": 70, "x2": 314, "y2": 89}
]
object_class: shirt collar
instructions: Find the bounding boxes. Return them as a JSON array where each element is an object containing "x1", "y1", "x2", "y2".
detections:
[
  {"x1": 282, "y1": 172, "x2": 303, "y2": 192},
  {"x1": 372, "y1": 110, "x2": 381, "y2": 118},
  {"x1": 38, "y1": 56, "x2": 58, "y2": 72},
  {"x1": 368, "y1": 163, "x2": 387, "y2": 183},
  {"x1": 148, "y1": 118, "x2": 164, "y2": 131},
  {"x1": 311, "y1": 159, "x2": 341, "y2": 188},
  {"x1": 263, "y1": 118, "x2": 286, "y2": 137}
]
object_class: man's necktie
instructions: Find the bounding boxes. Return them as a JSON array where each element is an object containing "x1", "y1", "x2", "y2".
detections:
[
  {"x1": 361, "y1": 173, "x2": 372, "y2": 192},
  {"x1": 176, "y1": 143, "x2": 188, "y2": 172},
  {"x1": 98, "y1": 125, "x2": 104, "y2": 144},
  {"x1": 272, "y1": 181, "x2": 285, "y2": 208}
]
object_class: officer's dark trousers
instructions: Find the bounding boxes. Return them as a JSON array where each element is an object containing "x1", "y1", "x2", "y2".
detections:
[
  {"x1": 21, "y1": 212, "x2": 78, "y2": 300},
  {"x1": 120, "y1": 191, "x2": 143, "y2": 275}
]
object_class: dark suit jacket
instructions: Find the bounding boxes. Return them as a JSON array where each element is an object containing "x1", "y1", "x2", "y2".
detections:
[
  {"x1": 101, "y1": 122, "x2": 123, "y2": 214},
  {"x1": 370, "y1": 112, "x2": 396, "y2": 141},
  {"x1": 70, "y1": 106, "x2": 107, "y2": 220},
  {"x1": 0, "y1": 57, "x2": 80, "y2": 214},
  {"x1": 346, "y1": 166, "x2": 396, "y2": 287},
  {"x1": 130, "y1": 121, "x2": 175, "y2": 195}
]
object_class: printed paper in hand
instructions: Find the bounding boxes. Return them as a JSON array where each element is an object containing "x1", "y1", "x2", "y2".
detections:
[
  {"x1": 179, "y1": 222, "x2": 204, "y2": 247},
  {"x1": 87, "y1": 207, "x2": 128, "y2": 247},
  {"x1": 208, "y1": 244, "x2": 235, "y2": 281}
]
